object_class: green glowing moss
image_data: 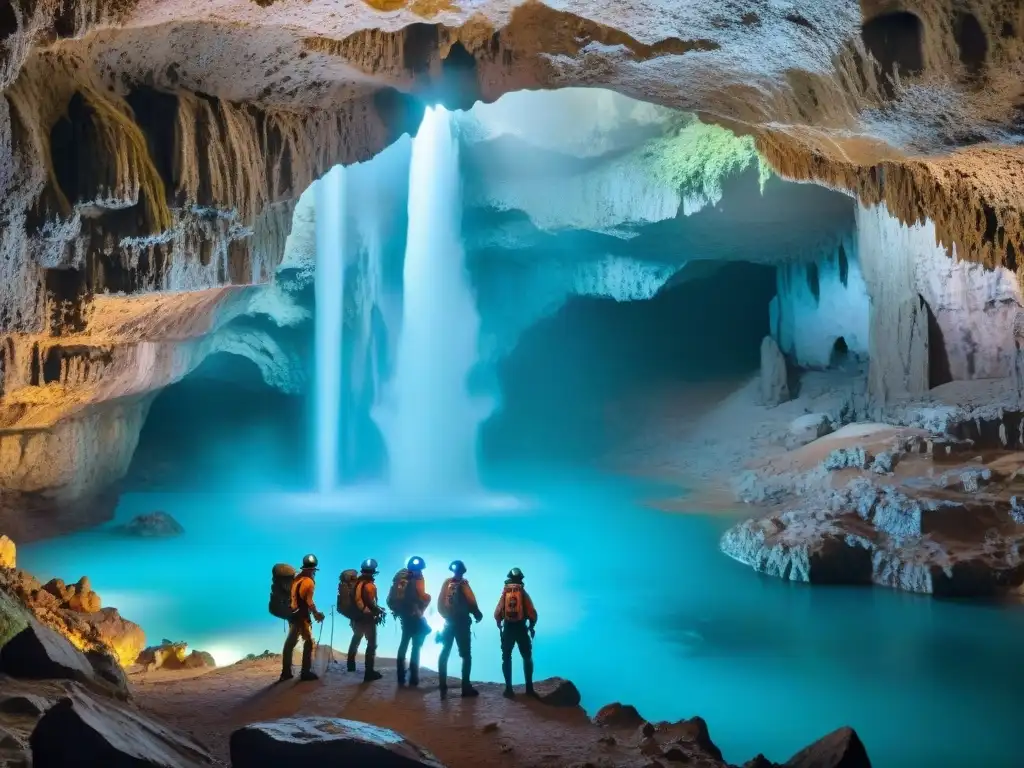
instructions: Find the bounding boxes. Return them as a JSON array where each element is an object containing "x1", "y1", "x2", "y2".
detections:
[{"x1": 636, "y1": 116, "x2": 772, "y2": 202}]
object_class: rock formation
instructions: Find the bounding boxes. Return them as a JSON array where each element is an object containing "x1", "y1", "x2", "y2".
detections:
[
  {"x1": 759, "y1": 336, "x2": 790, "y2": 406},
  {"x1": 1, "y1": 0, "x2": 1024, "y2": 539}
]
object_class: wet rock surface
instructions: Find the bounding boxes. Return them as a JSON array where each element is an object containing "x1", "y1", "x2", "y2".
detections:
[
  {"x1": 760, "y1": 336, "x2": 790, "y2": 407},
  {"x1": 230, "y1": 717, "x2": 447, "y2": 768}
]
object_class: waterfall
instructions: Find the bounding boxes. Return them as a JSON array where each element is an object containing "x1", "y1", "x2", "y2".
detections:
[
  {"x1": 374, "y1": 106, "x2": 491, "y2": 498},
  {"x1": 314, "y1": 165, "x2": 346, "y2": 493}
]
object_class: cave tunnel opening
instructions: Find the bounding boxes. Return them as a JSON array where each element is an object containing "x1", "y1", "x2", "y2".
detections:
[
  {"x1": 830, "y1": 336, "x2": 850, "y2": 368},
  {"x1": 954, "y1": 12, "x2": 988, "y2": 76},
  {"x1": 861, "y1": 11, "x2": 924, "y2": 95},
  {"x1": 49, "y1": 93, "x2": 92, "y2": 205},
  {"x1": 0, "y1": 4, "x2": 17, "y2": 40},
  {"x1": 127, "y1": 352, "x2": 308, "y2": 491},
  {"x1": 481, "y1": 262, "x2": 777, "y2": 463}
]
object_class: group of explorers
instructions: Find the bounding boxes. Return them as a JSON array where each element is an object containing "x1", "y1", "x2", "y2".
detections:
[{"x1": 271, "y1": 554, "x2": 538, "y2": 699}]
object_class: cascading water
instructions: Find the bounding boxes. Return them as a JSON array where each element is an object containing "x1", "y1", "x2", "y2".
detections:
[
  {"x1": 374, "y1": 106, "x2": 492, "y2": 499},
  {"x1": 314, "y1": 165, "x2": 346, "y2": 493}
]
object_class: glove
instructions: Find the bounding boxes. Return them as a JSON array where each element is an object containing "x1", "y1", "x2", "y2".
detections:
[
  {"x1": 529, "y1": 625, "x2": 536, "y2": 639},
  {"x1": 474, "y1": 614, "x2": 482, "y2": 624},
  {"x1": 314, "y1": 611, "x2": 325, "y2": 623}
]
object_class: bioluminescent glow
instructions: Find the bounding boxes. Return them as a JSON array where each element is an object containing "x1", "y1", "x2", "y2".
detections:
[
  {"x1": 374, "y1": 105, "x2": 492, "y2": 498},
  {"x1": 314, "y1": 165, "x2": 346, "y2": 493}
]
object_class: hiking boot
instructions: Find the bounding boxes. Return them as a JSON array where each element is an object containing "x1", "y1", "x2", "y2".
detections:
[
  {"x1": 299, "y1": 671, "x2": 320, "y2": 682},
  {"x1": 461, "y1": 686, "x2": 480, "y2": 698},
  {"x1": 525, "y1": 685, "x2": 538, "y2": 698},
  {"x1": 278, "y1": 670, "x2": 294, "y2": 682},
  {"x1": 503, "y1": 687, "x2": 515, "y2": 699},
  {"x1": 346, "y1": 661, "x2": 357, "y2": 672},
  {"x1": 363, "y1": 670, "x2": 383, "y2": 682},
  {"x1": 439, "y1": 685, "x2": 448, "y2": 700}
]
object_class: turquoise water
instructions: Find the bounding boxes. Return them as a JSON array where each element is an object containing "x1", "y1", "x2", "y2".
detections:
[{"x1": 20, "y1": 471, "x2": 1024, "y2": 767}]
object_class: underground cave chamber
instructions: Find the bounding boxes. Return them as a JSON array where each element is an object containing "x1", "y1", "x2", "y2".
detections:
[{"x1": 18, "y1": 87, "x2": 1024, "y2": 768}]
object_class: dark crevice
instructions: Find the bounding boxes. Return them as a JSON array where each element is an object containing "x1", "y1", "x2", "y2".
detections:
[
  {"x1": 125, "y1": 87, "x2": 179, "y2": 203},
  {"x1": 785, "y1": 14, "x2": 813, "y2": 29},
  {"x1": 1006, "y1": 240, "x2": 1018, "y2": 272},
  {"x1": 861, "y1": 12, "x2": 924, "y2": 97},
  {"x1": 44, "y1": 267, "x2": 90, "y2": 335},
  {"x1": 806, "y1": 262, "x2": 820, "y2": 303},
  {"x1": 0, "y1": 3, "x2": 17, "y2": 40},
  {"x1": 921, "y1": 295, "x2": 953, "y2": 388},
  {"x1": 953, "y1": 13, "x2": 988, "y2": 76},
  {"x1": 402, "y1": 23, "x2": 438, "y2": 75},
  {"x1": 50, "y1": 93, "x2": 92, "y2": 205},
  {"x1": 838, "y1": 243, "x2": 849, "y2": 287},
  {"x1": 439, "y1": 41, "x2": 480, "y2": 110},
  {"x1": 830, "y1": 336, "x2": 849, "y2": 368}
]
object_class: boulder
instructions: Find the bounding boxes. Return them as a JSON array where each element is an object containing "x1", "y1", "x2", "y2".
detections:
[
  {"x1": 533, "y1": 677, "x2": 582, "y2": 707},
  {"x1": 136, "y1": 640, "x2": 188, "y2": 671},
  {"x1": 0, "y1": 537, "x2": 15, "y2": 570},
  {"x1": 760, "y1": 336, "x2": 790, "y2": 406},
  {"x1": 30, "y1": 688, "x2": 216, "y2": 767},
  {"x1": 784, "y1": 726, "x2": 871, "y2": 768},
  {"x1": 86, "y1": 608, "x2": 146, "y2": 668},
  {"x1": 229, "y1": 717, "x2": 446, "y2": 768},
  {"x1": 786, "y1": 414, "x2": 833, "y2": 448},
  {"x1": 0, "y1": 591, "x2": 30, "y2": 649},
  {"x1": 593, "y1": 702, "x2": 645, "y2": 729},
  {"x1": 0, "y1": 616, "x2": 125, "y2": 698},
  {"x1": 43, "y1": 577, "x2": 102, "y2": 613},
  {"x1": 121, "y1": 512, "x2": 184, "y2": 538},
  {"x1": 183, "y1": 651, "x2": 216, "y2": 669}
]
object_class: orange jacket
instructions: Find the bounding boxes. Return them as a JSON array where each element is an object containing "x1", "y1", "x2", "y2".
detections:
[
  {"x1": 355, "y1": 579, "x2": 379, "y2": 615},
  {"x1": 441, "y1": 577, "x2": 483, "y2": 620},
  {"x1": 291, "y1": 574, "x2": 318, "y2": 616},
  {"x1": 494, "y1": 583, "x2": 537, "y2": 624}
]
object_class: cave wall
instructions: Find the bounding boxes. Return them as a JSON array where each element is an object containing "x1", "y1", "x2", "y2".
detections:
[
  {"x1": 770, "y1": 235, "x2": 869, "y2": 368},
  {"x1": 857, "y1": 201, "x2": 1022, "y2": 404}
]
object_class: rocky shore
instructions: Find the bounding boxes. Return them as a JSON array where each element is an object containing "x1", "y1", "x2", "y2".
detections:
[{"x1": 721, "y1": 414, "x2": 1024, "y2": 597}]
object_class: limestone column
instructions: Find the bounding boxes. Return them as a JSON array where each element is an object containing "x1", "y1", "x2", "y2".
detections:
[{"x1": 856, "y1": 203, "x2": 929, "y2": 406}]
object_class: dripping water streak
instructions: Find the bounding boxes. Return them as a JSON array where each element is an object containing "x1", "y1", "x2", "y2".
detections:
[{"x1": 315, "y1": 166, "x2": 346, "y2": 493}]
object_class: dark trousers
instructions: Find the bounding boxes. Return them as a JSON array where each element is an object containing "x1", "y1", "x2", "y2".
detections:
[
  {"x1": 500, "y1": 621, "x2": 533, "y2": 690},
  {"x1": 438, "y1": 619, "x2": 472, "y2": 690},
  {"x1": 347, "y1": 618, "x2": 378, "y2": 669},
  {"x1": 282, "y1": 616, "x2": 313, "y2": 675},
  {"x1": 396, "y1": 616, "x2": 428, "y2": 683}
]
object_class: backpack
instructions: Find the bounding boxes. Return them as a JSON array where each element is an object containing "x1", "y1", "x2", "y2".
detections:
[
  {"x1": 269, "y1": 563, "x2": 296, "y2": 620},
  {"x1": 336, "y1": 569, "x2": 361, "y2": 620},
  {"x1": 438, "y1": 577, "x2": 463, "y2": 620},
  {"x1": 501, "y1": 584, "x2": 525, "y2": 623},
  {"x1": 386, "y1": 569, "x2": 413, "y2": 614}
]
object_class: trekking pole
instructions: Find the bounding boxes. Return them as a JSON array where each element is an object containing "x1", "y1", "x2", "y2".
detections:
[{"x1": 329, "y1": 607, "x2": 336, "y2": 664}]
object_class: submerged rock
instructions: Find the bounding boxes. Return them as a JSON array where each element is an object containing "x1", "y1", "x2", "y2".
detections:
[
  {"x1": 0, "y1": 537, "x2": 15, "y2": 570},
  {"x1": 784, "y1": 726, "x2": 871, "y2": 768},
  {"x1": 230, "y1": 717, "x2": 446, "y2": 768},
  {"x1": 30, "y1": 687, "x2": 216, "y2": 767},
  {"x1": 121, "y1": 512, "x2": 185, "y2": 538}
]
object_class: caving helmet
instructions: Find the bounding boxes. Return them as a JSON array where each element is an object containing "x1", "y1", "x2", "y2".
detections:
[
  {"x1": 449, "y1": 559, "x2": 466, "y2": 576},
  {"x1": 302, "y1": 554, "x2": 319, "y2": 571},
  {"x1": 507, "y1": 567, "x2": 524, "y2": 583},
  {"x1": 360, "y1": 558, "x2": 379, "y2": 574},
  {"x1": 407, "y1": 556, "x2": 426, "y2": 572}
]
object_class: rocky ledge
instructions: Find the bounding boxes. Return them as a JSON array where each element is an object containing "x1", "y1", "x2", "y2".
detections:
[{"x1": 722, "y1": 422, "x2": 1024, "y2": 596}]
